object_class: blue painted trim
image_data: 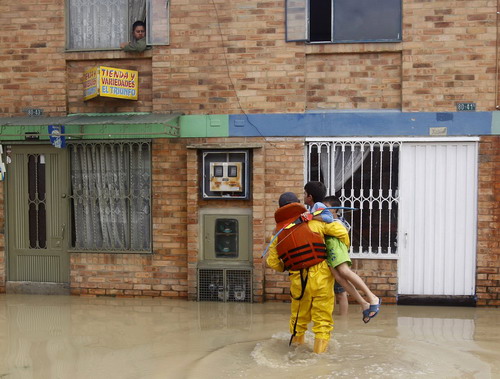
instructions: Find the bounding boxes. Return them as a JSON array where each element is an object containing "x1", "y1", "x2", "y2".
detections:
[{"x1": 229, "y1": 111, "x2": 493, "y2": 137}]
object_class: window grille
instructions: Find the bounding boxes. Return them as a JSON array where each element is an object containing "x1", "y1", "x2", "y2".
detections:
[
  {"x1": 68, "y1": 141, "x2": 151, "y2": 252},
  {"x1": 198, "y1": 269, "x2": 252, "y2": 303},
  {"x1": 307, "y1": 139, "x2": 400, "y2": 258}
]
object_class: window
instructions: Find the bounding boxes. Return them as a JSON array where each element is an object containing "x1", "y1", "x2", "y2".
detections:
[
  {"x1": 286, "y1": 0, "x2": 401, "y2": 43},
  {"x1": 67, "y1": 0, "x2": 169, "y2": 50},
  {"x1": 27, "y1": 154, "x2": 47, "y2": 249},
  {"x1": 69, "y1": 142, "x2": 151, "y2": 252},
  {"x1": 307, "y1": 140, "x2": 400, "y2": 257}
]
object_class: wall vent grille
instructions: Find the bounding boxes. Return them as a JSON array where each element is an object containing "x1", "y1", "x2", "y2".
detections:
[{"x1": 198, "y1": 268, "x2": 252, "y2": 303}]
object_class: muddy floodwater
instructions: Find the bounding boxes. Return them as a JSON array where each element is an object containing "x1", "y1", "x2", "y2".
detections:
[{"x1": 0, "y1": 295, "x2": 499, "y2": 379}]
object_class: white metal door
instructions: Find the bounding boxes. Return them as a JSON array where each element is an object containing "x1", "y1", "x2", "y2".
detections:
[{"x1": 398, "y1": 141, "x2": 478, "y2": 296}]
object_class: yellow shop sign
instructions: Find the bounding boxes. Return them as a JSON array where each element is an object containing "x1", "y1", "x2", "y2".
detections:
[{"x1": 83, "y1": 66, "x2": 138, "y2": 101}]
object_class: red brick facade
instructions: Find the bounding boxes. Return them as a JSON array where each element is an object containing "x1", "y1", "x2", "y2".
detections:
[
  {"x1": 0, "y1": 0, "x2": 499, "y2": 306},
  {"x1": 70, "y1": 139, "x2": 189, "y2": 297},
  {"x1": 306, "y1": 52, "x2": 402, "y2": 110},
  {"x1": 2, "y1": 1, "x2": 498, "y2": 116},
  {"x1": 477, "y1": 136, "x2": 500, "y2": 306}
]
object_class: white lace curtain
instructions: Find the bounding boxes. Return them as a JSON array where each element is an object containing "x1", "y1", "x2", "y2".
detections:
[
  {"x1": 68, "y1": 0, "x2": 146, "y2": 50},
  {"x1": 70, "y1": 143, "x2": 151, "y2": 251},
  {"x1": 128, "y1": 0, "x2": 147, "y2": 38},
  {"x1": 330, "y1": 144, "x2": 369, "y2": 193}
]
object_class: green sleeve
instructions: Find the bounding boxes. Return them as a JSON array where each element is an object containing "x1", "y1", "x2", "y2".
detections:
[
  {"x1": 122, "y1": 38, "x2": 147, "y2": 52},
  {"x1": 323, "y1": 221, "x2": 350, "y2": 248},
  {"x1": 325, "y1": 236, "x2": 335, "y2": 267}
]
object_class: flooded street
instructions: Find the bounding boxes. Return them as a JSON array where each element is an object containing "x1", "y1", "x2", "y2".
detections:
[{"x1": 0, "y1": 294, "x2": 499, "y2": 379}]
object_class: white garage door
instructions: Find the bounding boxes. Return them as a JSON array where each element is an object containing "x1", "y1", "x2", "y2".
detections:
[{"x1": 398, "y1": 141, "x2": 478, "y2": 296}]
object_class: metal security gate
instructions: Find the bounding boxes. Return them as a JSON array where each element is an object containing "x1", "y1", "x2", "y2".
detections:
[
  {"x1": 307, "y1": 138, "x2": 400, "y2": 258},
  {"x1": 306, "y1": 137, "x2": 479, "y2": 299},
  {"x1": 6, "y1": 145, "x2": 70, "y2": 284},
  {"x1": 398, "y1": 141, "x2": 478, "y2": 297}
]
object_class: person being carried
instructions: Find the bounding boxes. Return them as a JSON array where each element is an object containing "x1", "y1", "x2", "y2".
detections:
[
  {"x1": 303, "y1": 181, "x2": 382, "y2": 323},
  {"x1": 266, "y1": 192, "x2": 350, "y2": 354},
  {"x1": 324, "y1": 196, "x2": 349, "y2": 316},
  {"x1": 120, "y1": 21, "x2": 147, "y2": 52}
]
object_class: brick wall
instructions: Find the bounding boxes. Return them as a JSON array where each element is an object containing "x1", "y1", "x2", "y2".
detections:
[
  {"x1": 161, "y1": 0, "x2": 306, "y2": 114},
  {"x1": 64, "y1": 135, "x2": 499, "y2": 305},
  {"x1": 1, "y1": 0, "x2": 499, "y2": 116},
  {"x1": 476, "y1": 136, "x2": 500, "y2": 306},
  {"x1": 350, "y1": 259, "x2": 397, "y2": 305},
  {"x1": 402, "y1": 0, "x2": 497, "y2": 111},
  {"x1": 70, "y1": 138, "x2": 189, "y2": 297},
  {"x1": 261, "y1": 137, "x2": 310, "y2": 301},
  {"x1": 69, "y1": 136, "x2": 284, "y2": 300},
  {"x1": 185, "y1": 139, "x2": 253, "y2": 300},
  {"x1": 0, "y1": 0, "x2": 66, "y2": 116},
  {"x1": 185, "y1": 137, "x2": 272, "y2": 302},
  {"x1": 306, "y1": 52, "x2": 402, "y2": 110},
  {"x1": 1, "y1": 0, "x2": 500, "y2": 305}
]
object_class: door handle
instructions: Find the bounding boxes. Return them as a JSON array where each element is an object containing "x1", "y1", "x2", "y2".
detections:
[{"x1": 61, "y1": 224, "x2": 66, "y2": 239}]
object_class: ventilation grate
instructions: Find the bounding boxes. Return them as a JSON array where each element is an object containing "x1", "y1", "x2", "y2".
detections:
[{"x1": 198, "y1": 268, "x2": 252, "y2": 303}]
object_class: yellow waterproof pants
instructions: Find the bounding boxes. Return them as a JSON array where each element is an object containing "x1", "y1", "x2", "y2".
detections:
[{"x1": 289, "y1": 260, "x2": 335, "y2": 340}]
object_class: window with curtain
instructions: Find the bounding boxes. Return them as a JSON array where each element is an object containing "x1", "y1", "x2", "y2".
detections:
[
  {"x1": 286, "y1": 0, "x2": 401, "y2": 43},
  {"x1": 67, "y1": 0, "x2": 169, "y2": 50},
  {"x1": 69, "y1": 142, "x2": 151, "y2": 252}
]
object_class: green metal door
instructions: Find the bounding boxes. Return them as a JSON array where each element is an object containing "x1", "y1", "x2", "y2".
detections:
[{"x1": 7, "y1": 145, "x2": 70, "y2": 283}]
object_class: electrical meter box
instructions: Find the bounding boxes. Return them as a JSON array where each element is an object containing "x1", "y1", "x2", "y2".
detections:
[
  {"x1": 201, "y1": 212, "x2": 251, "y2": 262},
  {"x1": 209, "y1": 162, "x2": 243, "y2": 192},
  {"x1": 202, "y1": 150, "x2": 249, "y2": 199}
]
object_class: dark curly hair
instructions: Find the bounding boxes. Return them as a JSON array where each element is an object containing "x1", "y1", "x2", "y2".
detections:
[{"x1": 304, "y1": 181, "x2": 327, "y2": 203}]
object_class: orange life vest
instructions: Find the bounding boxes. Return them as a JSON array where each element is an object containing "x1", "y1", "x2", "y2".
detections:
[{"x1": 274, "y1": 203, "x2": 327, "y2": 271}]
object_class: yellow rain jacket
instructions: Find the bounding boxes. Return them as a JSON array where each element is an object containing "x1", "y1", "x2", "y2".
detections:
[{"x1": 266, "y1": 210, "x2": 350, "y2": 340}]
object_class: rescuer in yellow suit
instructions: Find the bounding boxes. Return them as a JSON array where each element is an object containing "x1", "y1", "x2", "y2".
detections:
[{"x1": 266, "y1": 192, "x2": 350, "y2": 354}]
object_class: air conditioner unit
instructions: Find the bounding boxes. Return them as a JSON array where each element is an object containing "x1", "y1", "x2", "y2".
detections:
[{"x1": 209, "y1": 162, "x2": 243, "y2": 192}]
